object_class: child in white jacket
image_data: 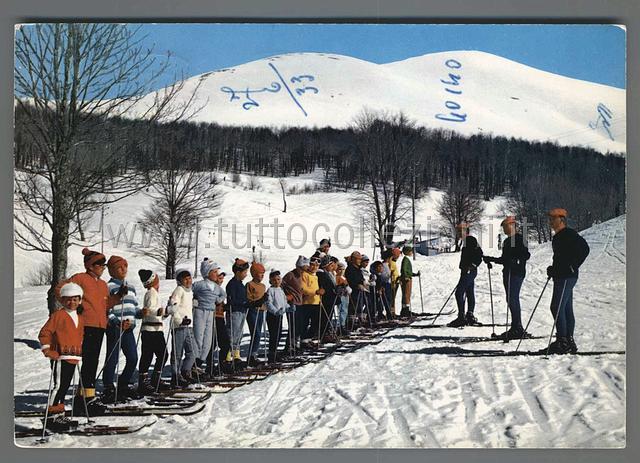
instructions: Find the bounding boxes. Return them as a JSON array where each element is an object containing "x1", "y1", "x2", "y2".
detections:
[{"x1": 166, "y1": 269, "x2": 197, "y2": 387}]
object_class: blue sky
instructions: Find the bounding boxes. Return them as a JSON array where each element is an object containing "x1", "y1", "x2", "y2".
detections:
[{"x1": 136, "y1": 23, "x2": 626, "y2": 89}]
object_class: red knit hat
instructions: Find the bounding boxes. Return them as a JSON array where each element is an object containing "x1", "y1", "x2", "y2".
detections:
[
  {"x1": 391, "y1": 248, "x2": 401, "y2": 258},
  {"x1": 107, "y1": 255, "x2": 127, "y2": 274},
  {"x1": 82, "y1": 248, "x2": 106, "y2": 269},
  {"x1": 250, "y1": 261, "x2": 266, "y2": 277}
]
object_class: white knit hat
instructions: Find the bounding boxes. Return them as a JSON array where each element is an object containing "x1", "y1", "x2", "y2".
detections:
[{"x1": 60, "y1": 282, "x2": 83, "y2": 298}]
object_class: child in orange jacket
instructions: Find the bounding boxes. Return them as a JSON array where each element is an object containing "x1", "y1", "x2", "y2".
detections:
[{"x1": 38, "y1": 282, "x2": 85, "y2": 428}]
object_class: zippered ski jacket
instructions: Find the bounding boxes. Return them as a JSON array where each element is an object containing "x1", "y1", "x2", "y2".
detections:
[
  {"x1": 459, "y1": 236, "x2": 483, "y2": 272},
  {"x1": 495, "y1": 233, "x2": 530, "y2": 277},
  {"x1": 551, "y1": 227, "x2": 590, "y2": 278}
]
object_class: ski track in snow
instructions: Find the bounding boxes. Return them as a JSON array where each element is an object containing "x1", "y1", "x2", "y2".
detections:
[{"x1": 13, "y1": 184, "x2": 625, "y2": 447}]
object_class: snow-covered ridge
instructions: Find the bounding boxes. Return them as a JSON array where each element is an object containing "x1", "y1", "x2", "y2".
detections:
[{"x1": 131, "y1": 50, "x2": 626, "y2": 154}]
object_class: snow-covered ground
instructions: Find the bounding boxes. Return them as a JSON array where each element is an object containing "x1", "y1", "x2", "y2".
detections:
[
  {"x1": 132, "y1": 50, "x2": 626, "y2": 154},
  {"x1": 13, "y1": 174, "x2": 626, "y2": 448}
]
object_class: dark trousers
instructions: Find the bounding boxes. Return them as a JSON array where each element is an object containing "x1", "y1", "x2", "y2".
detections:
[
  {"x1": 296, "y1": 304, "x2": 318, "y2": 340},
  {"x1": 246, "y1": 308, "x2": 265, "y2": 357},
  {"x1": 455, "y1": 269, "x2": 478, "y2": 317},
  {"x1": 378, "y1": 284, "x2": 393, "y2": 319},
  {"x1": 139, "y1": 331, "x2": 167, "y2": 375},
  {"x1": 349, "y1": 289, "x2": 363, "y2": 318},
  {"x1": 50, "y1": 360, "x2": 76, "y2": 406},
  {"x1": 320, "y1": 295, "x2": 337, "y2": 337},
  {"x1": 103, "y1": 324, "x2": 138, "y2": 387},
  {"x1": 503, "y1": 273, "x2": 525, "y2": 329},
  {"x1": 266, "y1": 312, "x2": 283, "y2": 357},
  {"x1": 286, "y1": 311, "x2": 296, "y2": 349},
  {"x1": 205, "y1": 316, "x2": 231, "y2": 368},
  {"x1": 79, "y1": 326, "x2": 105, "y2": 394},
  {"x1": 550, "y1": 277, "x2": 578, "y2": 338}
]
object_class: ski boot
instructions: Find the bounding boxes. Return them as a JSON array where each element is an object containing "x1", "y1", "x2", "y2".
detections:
[
  {"x1": 118, "y1": 381, "x2": 144, "y2": 400},
  {"x1": 100, "y1": 384, "x2": 118, "y2": 404},
  {"x1": 547, "y1": 337, "x2": 572, "y2": 354},
  {"x1": 137, "y1": 373, "x2": 156, "y2": 395},
  {"x1": 495, "y1": 325, "x2": 525, "y2": 341},
  {"x1": 447, "y1": 316, "x2": 466, "y2": 328},
  {"x1": 44, "y1": 406, "x2": 78, "y2": 432},
  {"x1": 150, "y1": 372, "x2": 172, "y2": 391},
  {"x1": 464, "y1": 312, "x2": 480, "y2": 326},
  {"x1": 170, "y1": 373, "x2": 190, "y2": 388},
  {"x1": 73, "y1": 395, "x2": 106, "y2": 417},
  {"x1": 567, "y1": 336, "x2": 578, "y2": 354}
]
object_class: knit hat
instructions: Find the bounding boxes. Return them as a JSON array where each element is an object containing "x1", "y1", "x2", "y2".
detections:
[
  {"x1": 320, "y1": 256, "x2": 332, "y2": 268},
  {"x1": 107, "y1": 255, "x2": 127, "y2": 274},
  {"x1": 175, "y1": 269, "x2": 191, "y2": 284},
  {"x1": 370, "y1": 261, "x2": 382, "y2": 272},
  {"x1": 138, "y1": 269, "x2": 157, "y2": 287},
  {"x1": 337, "y1": 262, "x2": 346, "y2": 269},
  {"x1": 60, "y1": 282, "x2": 83, "y2": 298},
  {"x1": 548, "y1": 208, "x2": 568, "y2": 218},
  {"x1": 329, "y1": 256, "x2": 339, "y2": 263},
  {"x1": 232, "y1": 258, "x2": 249, "y2": 273},
  {"x1": 202, "y1": 260, "x2": 221, "y2": 278},
  {"x1": 295, "y1": 255, "x2": 310, "y2": 268},
  {"x1": 250, "y1": 261, "x2": 266, "y2": 277},
  {"x1": 501, "y1": 216, "x2": 516, "y2": 226},
  {"x1": 269, "y1": 269, "x2": 281, "y2": 278},
  {"x1": 350, "y1": 251, "x2": 362, "y2": 260},
  {"x1": 391, "y1": 248, "x2": 401, "y2": 258},
  {"x1": 82, "y1": 248, "x2": 106, "y2": 269},
  {"x1": 361, "y1": 254, "x2": 370, "y2": 262},
  {"x1": 402, "y1": 245, "x2": 413, "y2": 254},
  {"x1": 319, "y1": 238, "x2": 331, "y2": 247}
]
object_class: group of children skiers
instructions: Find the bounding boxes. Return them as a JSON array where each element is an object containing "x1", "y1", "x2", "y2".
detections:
[{"x1": 37, "y1": 209, "x2": 590, "y2": 430}]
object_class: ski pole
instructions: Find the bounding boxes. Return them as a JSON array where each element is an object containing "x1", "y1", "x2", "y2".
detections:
[
  {"x1": 95, "y1": 322, "x2": 127, "y2": 383},
  {"x1": 516, "y1": 277, "x2": 551, "y2": 352},
  {"x1": 76, "y1": 364, "x2": 92, "y2": 424},
  {"x1": 504, "y1": 270, "x2": 511, "y2": 343},
  {"x1": 248, "y1": 308, "x2": 261, "y2": 362},
  {"x1": 488, "y1": 264, "x2": 496, "y2": 337},
  {"x1": 155, "y1": 322, "x2": 171, "y2": 393},
  {"x1": 545, "y1": 279, "x2": 568, "y2": 356},
  {"x1": 114, "y1": 297, "x2": 126, "y2": 403},
  {"x1": 418, "y1": 272, "x2": 424, "y2": 315},
  {"x1": 430, "y1": 284, "x2": 458, "y2": 325},
  {"x1": 40, "y1": 360, "x2": 56, "y2": 441}
]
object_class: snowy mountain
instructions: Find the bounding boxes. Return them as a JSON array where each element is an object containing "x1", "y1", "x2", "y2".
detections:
[{"x1": 132, "y1": 50, "x2": 626, "y2": 154}]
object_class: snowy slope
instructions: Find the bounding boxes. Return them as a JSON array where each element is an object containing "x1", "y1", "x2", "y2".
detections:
[
  {"x1": 14, "y1": 174, "x2": 626, "y2": 448},
  {"x1": 131, "y1": 51, "x2": 626, "y2": 154}
]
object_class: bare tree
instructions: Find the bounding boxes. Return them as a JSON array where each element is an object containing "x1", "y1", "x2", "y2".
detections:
[
  {"x1": 138, "y1": 166, "x2": 223, "y2": 279},
  {"x1": 351, "y1": 109, "x2": 422, "y2": 251},
  {"x1": 279, "y1": 178, "x2": 287, "y2": 212},
  {"x1": 14, "y1": 23, "x2": 204, "y2": 312},
  {"x1": 436, "y1": 184, "x2": 485, "y2": 251}
]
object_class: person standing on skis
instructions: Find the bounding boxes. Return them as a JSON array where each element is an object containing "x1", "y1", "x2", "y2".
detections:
[
  {"x1": 447, "y1": 223, "x2": 483, "y2": 327},
  {"x1": 546, "y1": 208, "x2": 590, "y2": 354},
  {"x1": 483, "y1": 216, "x2": 531, "y2": 339},
  {"x1": 399, "y1": 245, "x2": 420, "y2": 318}
]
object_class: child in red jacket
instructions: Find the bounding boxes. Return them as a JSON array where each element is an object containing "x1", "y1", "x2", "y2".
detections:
[{"x1": 38, "y1": 282, "x2": 85, "y2": 428}]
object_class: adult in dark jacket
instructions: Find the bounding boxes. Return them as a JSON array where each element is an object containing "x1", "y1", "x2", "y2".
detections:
[
  {"x1": 448, "y1": 223, "x2": 483, "y2": 327},
  {"x1": 546, "y1": 208, "x2": 590, "y2": 354},
  {"x1": 484, "y1": 216, "x2": 531, "y2": 339},
  {"x1": 345, "y1": 251, "x2": 365, "y2": 331}
]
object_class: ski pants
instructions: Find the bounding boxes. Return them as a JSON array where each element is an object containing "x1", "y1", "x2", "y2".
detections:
[
  {"x1": 226, "y1": 310, "x2": 246, "y2": 353},
  {"x1": 379, "y1": 283, "x2": 393, "y2": 319},
  {"x1": 139, "y1": 331, "x2": 167, "y2": 376},
  {"x1": 79, "y1": 326, "x2": 105, "y2": 397},
  {"x1": 206, "y1": 315, "x2": 231, "y2": 366},
  {"x1": 320, "y1": 296, "x2": 336, "y2": 337},
  {"x1": 193, "y1": 307, "x2": 215, "y2": 362},
  {"x1": 103, "y1": 324, "x2": 138, "y2": 387},
  {"x1": 246, "y1": 307, "x2": 265, "y2": 357},
  {"x1": 401, "y1": 279, "x2": 413, "y2": 308},
  {"x1": 50, "y1": 360, "x2": 76, "y2": 406},
  {"x1": 455, "y1": 269, "x2": 477, "y2": 317},
  {"x1": 349, "y1": 289, "x2": 363, "y2": 319},
  {"x1": 266, "y1": 312, "x2": 283, "y2": 357},
  {"x1": 285, "y1": 307, "x2": 297, "y2": 350},
  {"x1": 503, "y1": 273, "x2": 524, "y2": 329},
  {"x1": 170, "y1": 326, "x2": 196, "y2": 375},
  {"x1": 550, "y1": 277, "x2": 578, "y2": 338},
  {"x1": 338, "y1": 295, "x2": 349, "y2": 327}
]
